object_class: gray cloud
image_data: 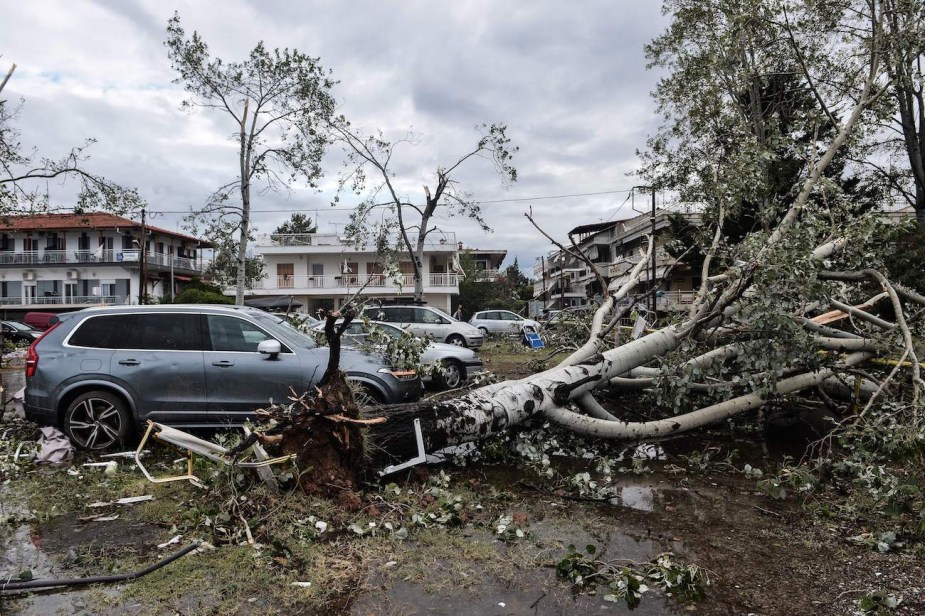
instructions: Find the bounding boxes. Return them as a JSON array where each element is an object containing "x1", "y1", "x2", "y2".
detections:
[{"x1": 1, "y1": 0, "x2": 669, "y2": 275}]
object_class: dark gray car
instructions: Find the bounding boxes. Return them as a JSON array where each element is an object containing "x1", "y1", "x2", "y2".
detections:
[{"x1": 24, "y1": 305, "x2": 421, "y2": 450}]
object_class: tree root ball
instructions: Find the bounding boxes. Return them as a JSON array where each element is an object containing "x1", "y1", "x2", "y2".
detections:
[{"x1": 280, "y1": 371, "x2": 366, "y2": 509}]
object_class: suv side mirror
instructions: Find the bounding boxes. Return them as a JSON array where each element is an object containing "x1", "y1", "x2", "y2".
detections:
[{"x1": 257, "y1": 339, "x2": 281, "y2": 359}]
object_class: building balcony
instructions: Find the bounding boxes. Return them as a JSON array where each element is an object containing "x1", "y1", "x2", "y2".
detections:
[
  {"x1": 0, "y1": 294, "x2": 130, "y2": 308},
  {"x1": 250, "y1": 273, "x2": 460, "y2": 293},
  {"x1": 0, "y1": 250, "x2": 203, "y2": 273},
  {"x1": 257, "y1": 232, "x2": 458, "y2": 254},
  {"x1": 615, "y1": 290, "x2": 697, "y2": 310},
  {"x1": 471, "y1": 269, "x2": 501, "y2": 281}
]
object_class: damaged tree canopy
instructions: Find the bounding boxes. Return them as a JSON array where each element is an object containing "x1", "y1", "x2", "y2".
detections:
[{"x1": 258, "y1": 1, "x2": 924, "y2": 480}]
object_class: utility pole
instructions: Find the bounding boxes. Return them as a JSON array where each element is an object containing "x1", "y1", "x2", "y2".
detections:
[
  {"x1": 650, "y1": 188, "x2": 657, "y2": 320},
  {"x1": 139, "y1": 207, "x2": 147, "y2": 305},
  {"x1": 541, "y1": 255, "x2": 548, "y2": 312},
  {"x1": 170, "y1": 243, "x2": 175, "y2": 301}
]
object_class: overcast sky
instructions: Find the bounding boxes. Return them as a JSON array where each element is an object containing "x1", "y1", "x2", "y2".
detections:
[{"x1": 1, "y1": 0, "x2": 670, "y2": 275}]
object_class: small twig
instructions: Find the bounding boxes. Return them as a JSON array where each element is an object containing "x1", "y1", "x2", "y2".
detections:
[{"x1": 835, "y1": 589, "x2": 868, "y2": 601}]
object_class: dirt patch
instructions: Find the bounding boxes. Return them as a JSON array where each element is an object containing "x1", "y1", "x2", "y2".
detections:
[
  {"x1": 477, "y1": 340, "x2": 543, "y2": 380},
  {"x1": 37, "y1": 513, "x2": 163, "y2": 560}
]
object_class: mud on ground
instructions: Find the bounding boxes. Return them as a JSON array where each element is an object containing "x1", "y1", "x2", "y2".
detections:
[
  {"x1": 2, "y1": 343, "x2": 923, "y2": 615},
  {"x1": 2, "y1": 423, "x2": 922, "y2": 615}
]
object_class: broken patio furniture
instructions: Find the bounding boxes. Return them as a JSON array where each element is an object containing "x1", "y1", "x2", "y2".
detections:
[{"x1": 134, "y1": 420, "x2": 295, "y2": 484}]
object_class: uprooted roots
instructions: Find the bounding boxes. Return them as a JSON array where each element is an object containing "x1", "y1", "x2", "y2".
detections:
[{"x1": 277, "y1": 370, "x2": 367, "y2": 510}]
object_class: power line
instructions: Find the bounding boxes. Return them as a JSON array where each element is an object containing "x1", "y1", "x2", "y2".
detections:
[
  {"x1": 470, "y1": 188, "x2": 635, "y2": 205},
  {"x1": 21, "y1": 187, "x2": 642, "y2": 217},
  {"x1": 144, "y1": 188, "x2": 639, "y2": 214}
]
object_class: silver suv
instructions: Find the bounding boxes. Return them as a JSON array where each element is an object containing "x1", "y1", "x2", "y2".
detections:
[
  {"x1": 469, "y1": 310, "x2": 541, "y2": 336},
  {"x1": 24, "y1": 305, "x2": 421, "y2": 450},
  {"x1": 362, "y1": 305, "x2": 483, "y2": 348}
]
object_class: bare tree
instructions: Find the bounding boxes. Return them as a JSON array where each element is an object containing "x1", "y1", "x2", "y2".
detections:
[
  {"x1": 330, "y1": 121, "x2": 517, "y2": 302},
  {"x1": 166, "y1": 13, "x2": 337, "y2": 304},
  {"x1": 880, "y1": 0, "x2": 925, "y2": 224}
]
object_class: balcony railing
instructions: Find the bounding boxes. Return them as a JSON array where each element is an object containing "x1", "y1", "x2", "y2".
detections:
[
  {"x1": 0, "y1": 250, "x2": 202, "y2": 272},
  {"x1": 253, "y1": 273, "x2": 459, "y2": 291},
  {"x1": 261, "y1": 231, "x2": 457, "y2": 250},
  {"x1": 0, "y1": 295, "x2": 129, "y2": 307},
  {"x1": 614, "y1": 290, "x2": 698, "y2": 309},
  {"x1": 471, "y1": 269, "x2": 501, "y2": 281}
]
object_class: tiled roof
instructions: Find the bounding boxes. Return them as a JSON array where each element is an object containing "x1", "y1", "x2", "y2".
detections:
[{"x1": 0, "y1": 212, "x2": 210, "y2": 246}]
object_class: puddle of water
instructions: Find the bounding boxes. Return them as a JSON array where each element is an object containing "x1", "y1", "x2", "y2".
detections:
[
  {"x1": 617, "y1": 485, "x2": 655, "y2": 512},
  {"x1": 352, "y1": 576, "x2": 683, "y2": 615},
  {"x1": 351, "y1": 516, "x2": 685, "y2": 615},
  {"x1": 1, "y1": 523, "x2": 104, "y2": 616},
  {"x1": 353, "y1": 561, "x2": 684, "y2": 616},
  {"x1": 0, "y1": 509, "x2": 158, "y2": 615}
]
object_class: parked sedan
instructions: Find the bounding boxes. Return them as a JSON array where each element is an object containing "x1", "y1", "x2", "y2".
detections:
[
  {"x1": 469, "y1": 310, "x2": 541, "y2": 336},
  {"x1": 1, "y1": 320, "x2": 42, "y2": 344},
  {"x1": 362, "y1": 305, "x2": 484, "y2": 348},
  {"x1": 316, "y1": 320, "x2": 483, "y2": 389}
]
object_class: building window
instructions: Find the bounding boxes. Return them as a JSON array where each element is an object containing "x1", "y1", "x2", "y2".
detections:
[
  {"x1": 366, "y1": 262, "x2": 385, "y2": 286},
  {"x1": 277, "y1": 263, "x2": 294, "y2": 288}
]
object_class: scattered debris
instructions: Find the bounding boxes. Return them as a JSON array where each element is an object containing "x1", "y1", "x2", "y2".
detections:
[
  {"x1": 87, "y1": 495, "x2": 154, "y2": 508},
  {"x1": 82, "y1": 461, "x2": 118, "y2": 474},
  {"x1": 135, "y1": 421, "x2": 294, "y2": 485},
  {"x1": 35, "y1": 427, "x2": 73, "y2": 466},
  {"x1": 157, "y1": 535, "x2": 183, "y2": 549},
  {"x1": 91, "y1": 514, "x2": 119, "y2": 523},
  {"x1": 101, "y1": 450, "x2": 148, "y2": 459},
  {"x1": 10, "y1": 387, "x2": 25, "y2": 419},
  {"x1": 0, "y1": 541, "x2": 202, "y2": 592}
]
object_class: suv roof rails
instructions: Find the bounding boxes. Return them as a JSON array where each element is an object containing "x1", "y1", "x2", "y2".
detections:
[{"x1": 371, "y1": 298, "x2": 428, "y2": 306}]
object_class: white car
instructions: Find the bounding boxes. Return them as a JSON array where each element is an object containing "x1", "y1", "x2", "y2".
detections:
[
  {"x1": 469, "y1": 310, "x2": 541, "y2": 336},
  {"x1": 314, "y1": 320, "x2": 483, "y2": 389},
  {"x1": 361, "y1": 305, "x2": 484, "y2": 348}
]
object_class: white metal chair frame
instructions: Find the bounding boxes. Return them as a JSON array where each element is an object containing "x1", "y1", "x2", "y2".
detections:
[{"x1": 134, "y1": 420, "x2": 295, "y2": 484}]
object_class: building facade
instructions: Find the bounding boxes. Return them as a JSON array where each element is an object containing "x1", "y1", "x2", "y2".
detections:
[
  {"x1": 0, "y1": 212, "x2": 209, "y2": 314},
  {"x1": 247, "y1": 231, "x2": 461, "y2": 313},
  {"x1": 533, "y1": 209, "x2": 700, "y2": 316},
  {"x1": 460, "y1": 245, "x2": 507, "y2": 281}
]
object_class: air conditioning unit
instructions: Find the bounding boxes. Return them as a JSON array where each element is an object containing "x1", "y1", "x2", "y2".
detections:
[
  {"x1": 66, "y1": 269, "x2": 80, "y2": 280},
  {"x1": 22, "y1": 271, "x2": 36, "y2": 281}
]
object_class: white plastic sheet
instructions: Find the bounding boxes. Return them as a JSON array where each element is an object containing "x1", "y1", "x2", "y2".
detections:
[{"x1": 36, "y1": 426, "x2": 74, "y2": 466}]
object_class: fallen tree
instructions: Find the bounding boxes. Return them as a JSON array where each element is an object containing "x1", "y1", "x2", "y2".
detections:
[{"x1": 253, "y1": 1, "x2": 922, "y2": 494}]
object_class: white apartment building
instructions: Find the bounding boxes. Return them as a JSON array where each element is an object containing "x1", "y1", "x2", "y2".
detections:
[
  {"x1": 533, "y1": 210, "x2": 700, "y2": 315},
  {"x1": 0, "y1": 212, "x2": 209, "y2": 314},
  {"x1": 247, "y1": 231, "x2": 461, "y2": 314}
]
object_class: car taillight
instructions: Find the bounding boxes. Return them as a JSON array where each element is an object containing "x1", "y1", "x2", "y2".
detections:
[{"x1": 25, "y1": 321, "x2": 60, "y2": 378}]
